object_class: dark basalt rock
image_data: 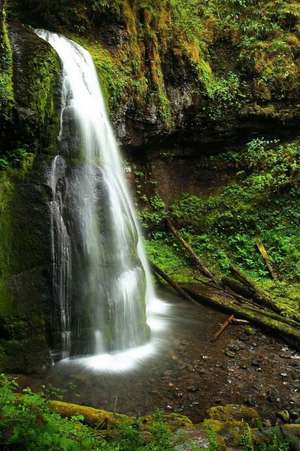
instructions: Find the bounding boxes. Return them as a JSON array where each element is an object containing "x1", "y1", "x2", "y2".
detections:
[{"x1": 0, "y1": 19, "x2": 61, "y2": 373}]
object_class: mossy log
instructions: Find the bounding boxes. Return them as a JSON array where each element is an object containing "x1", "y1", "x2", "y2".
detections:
[
  {"x1": 151, "y1": 261, "x2": 299, "y2": 345},
  {"x1": 49, "y1": 400, "x2": 193, "y2": 432},
  {"x1": 49, "y1": 400, "x2": 130, "y2": 428},
  {"x1": 166, "y1": 219, "x2": 219, "y2": 285},
  {"x1": 150, "y1": 262, "x2": 200, "y2": 307},
  {"x1": 227, "y1": 264, "x2": 283, "y2": 316},
  {"x1": 255, "y1": 239, "x2": 278, "y2": 280},
  {"x1": 181, "y1": 283, "x2": 300, "y2": 347}
]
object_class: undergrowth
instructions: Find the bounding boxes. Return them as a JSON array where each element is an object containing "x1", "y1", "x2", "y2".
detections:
[
  {"x1": 0, "y1": 375, "x2": 292, "y2": 450},
  {"x1": 142, "y1": 137, "x2": 300, "y2": 317}
]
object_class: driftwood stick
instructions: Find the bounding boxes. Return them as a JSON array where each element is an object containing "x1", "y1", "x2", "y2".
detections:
[
  {"x1": 180, "y1": 283, "x2": 300, "y2": 347},
  {"x1": 166, "y1": 218, "x2": 219, "y2": 285},
  {"x1": 256, "y1": 239, "x2": 277, "y2": 280},
  {"x1": 232, "y1": 318, "x2": 249, "y2": 325},
  {"x1": 213, "y1": 314, "x2": 235, "y2": 341}
]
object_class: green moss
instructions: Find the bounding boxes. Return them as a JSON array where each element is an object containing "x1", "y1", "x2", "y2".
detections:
[
  {"x1": 0, "y1": 25, "x2": 61, "y2": 371},
  {"x1": 259, "y1": 280, "x2": 300, "y2": 322},
  {"x1": 68, "y1": 34, "x2": 130, "y2": 113},
  {"x1": 145, "y1": 237, "x2": 195, "y2": 283},
  {"x1": 0, "y1": 0, "x2": 14, "y2": 120},
  {"x1": 208, "y1": 404, "x2": 260, "y2": 427},
  {"x1": 203, "y1": 418, "x2": 249, "y2": 447},
  {"x1": 0, "y1": 172, "x2": 14, "y2": 313},
  {"x1": 170, "y1": 138, "x2": 300, "y2": 279},
  {"x1": 10, "y1": 0, "x2": 300, "y2": 129}
]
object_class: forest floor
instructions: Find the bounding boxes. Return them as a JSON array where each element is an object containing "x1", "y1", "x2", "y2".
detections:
[{"x1": 16, "y1": 288, "x2": 300, "y2": 425}]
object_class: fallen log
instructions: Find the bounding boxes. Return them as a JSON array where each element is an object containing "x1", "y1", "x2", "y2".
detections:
[
  {"x1": 166, "y1": 218, "x2": 219, "y2": 285},
  {"x1": 256, "y1": 239, "x2": 277, "y2": 280},
  {"x1": 228, "y1": 264, "x2": 282, "y2": 315},
  {"x1": 49, "y1": 400, "x2": 193, "y2": 431},
  {"x1": 213, "y1": 315, "x2": 235, "y2": 341},
  {"x1": 180, "y1": 283, "x2": 300, "y2": 348},
  {"x1": 150, "y1": 262, "x2": 200, "y2": 307},
  {"x1": 49, "y1": 400, "x2": 129, "y2": 428}
]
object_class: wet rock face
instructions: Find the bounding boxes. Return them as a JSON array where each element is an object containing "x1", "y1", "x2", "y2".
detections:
[
  {"x1": 0, "y1": 21, "x2": 61, "y2": 373},
  {"x1": 8, "y1": 1, "x2": 300, "y2": 150}
]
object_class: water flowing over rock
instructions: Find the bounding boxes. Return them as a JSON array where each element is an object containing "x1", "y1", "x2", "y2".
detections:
[{"x1": 36, "y1": 31, "x2": 155, "y2": 359}]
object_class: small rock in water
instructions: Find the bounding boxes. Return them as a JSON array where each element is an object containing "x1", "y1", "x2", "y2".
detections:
[
  {"x1": 228, "y1": 343, "x2": 240, "y2": 352},
  {"x1": 251, "y1": 359, "x2": 262, "y2": 367},
  {"x1": 187, "y1": 385, "x2": 199, "y2": 393},
  {"x1": 225, "y1": 350, "x2": 236, "y2": 358}
]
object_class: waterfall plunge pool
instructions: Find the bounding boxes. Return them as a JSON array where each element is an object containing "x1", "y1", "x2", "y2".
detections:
[
  {"x1": 18, "y1": 287, "x2": 300, "y2": 423},
  {"x1": 58, "y1": 297, "x2": 170, "y2": 373}
]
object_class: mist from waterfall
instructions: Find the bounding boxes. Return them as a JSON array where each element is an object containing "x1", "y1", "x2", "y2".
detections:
[{"x1": 37, "y1": 31, "x2": 160, "y2": 360}]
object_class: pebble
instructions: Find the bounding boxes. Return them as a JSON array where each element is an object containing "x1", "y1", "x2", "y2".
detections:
[
  {"x1": 240, "y1": 334, "x2": 250, "y2": 342},
  {"x1": 228, "y1": 343, "x2": 240, "y2": 352},
  {"x1": 187, "y1": 385, "x2": 199, "y2": 393},
  {"x1": 225, "y1": 350, "x2": 236, "y2": 358},
  {"x1": 251, "y1": 359, "x2": 262, "y2": 367}
]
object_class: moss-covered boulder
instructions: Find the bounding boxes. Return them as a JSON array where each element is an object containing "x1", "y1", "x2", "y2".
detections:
[{"x1": 207, "y1": 404, "x2": 261, "y2": 427}]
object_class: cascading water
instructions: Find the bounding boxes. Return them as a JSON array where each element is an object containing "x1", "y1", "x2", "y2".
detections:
[{"x1": 37, "y1": 30, "x2": 159, "y2": 360}]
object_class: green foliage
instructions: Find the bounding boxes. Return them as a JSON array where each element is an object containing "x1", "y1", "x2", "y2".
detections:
[
  {"x1": 254, "y1": 429, "x2": 290, "y2": 451},
  {"x1": 170, "y1": 0, "x2": 203, "y2": 42},
  {"x1": 10, "y1": 0, "x2": 300, "y2": 127},
  {"x1": 0, "y1": 375, "x2": 179, "y2": 451},
  {"x1": 143, "y1": 139, "x2": 300, "y2": 294},
  {"x1": 0, "y1": 1, "x2": 14, "y2": 120},
  {"x1": 205, "y1": 73, "x2": 243, "y2": 121},
  {"x1": 140, "y1": 195, "x2": 167, "y2": 229},
  {"x1": 90, "y1": 0, "x2": 122, "y2": 13},
  {"x1": 145, "y1": 232, "x2": 195, "y2": 282},
  {"x1": 0, "y1": 147, "x2": 34, "y2": 172},
  {"x1": 0, "y1": 374, "x2": 100, "y2": 450},
  {"x1": 206, "y1": 428, "x2": 219, "y2": 450},
  {"x1": 12, "y1": 0, "x2": 122, "y2": 31},
  {"x1": 0, "y1": 159, "x2": 9, "y2": 170}
]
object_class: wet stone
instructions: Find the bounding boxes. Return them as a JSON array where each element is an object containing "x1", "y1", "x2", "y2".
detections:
[
  {"x1": 228, "y1": 343, "x2": 240, "y2": 352},
  {"x1": 187, "y1": 385, "x2": 199, "y2": 393},
  {"x1": 225, "y1": 350, "x2": 236, "y2": 358},
  {"x1": 251, "y1": 359, "x2": 262, "y2": 367}
]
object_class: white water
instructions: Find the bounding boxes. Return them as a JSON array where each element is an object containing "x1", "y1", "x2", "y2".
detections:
[
  {"x1": 36, "y1": 31, "x2": 164, "y2": 359},
  {"x1": 49, "y1": 155, "x2": 72, "y2": 358}
]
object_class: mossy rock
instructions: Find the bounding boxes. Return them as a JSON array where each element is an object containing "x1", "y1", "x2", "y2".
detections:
[
  {"x1": 207, "y1": 404, "x2": 260, "y2": 427},
  {"x1": 203, "y1": 418, "x2": 249, "y2": 448}
]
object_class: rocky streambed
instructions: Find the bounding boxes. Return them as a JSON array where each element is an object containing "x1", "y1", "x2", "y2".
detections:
[{"x1": 17, "y1": 288, "x2": 300, "y2": 428}]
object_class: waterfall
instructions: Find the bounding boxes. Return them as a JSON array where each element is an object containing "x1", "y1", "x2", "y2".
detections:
[{"x1": 37, "y1": 31, "x2": 157, "y2": 358}]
